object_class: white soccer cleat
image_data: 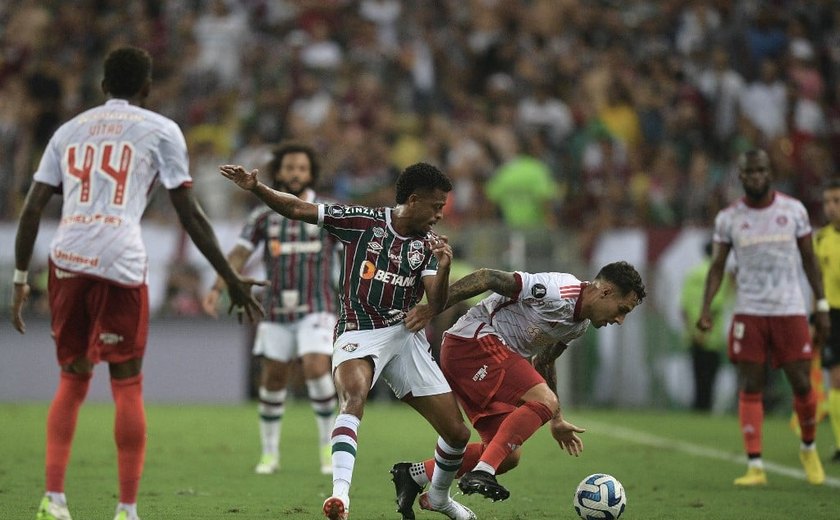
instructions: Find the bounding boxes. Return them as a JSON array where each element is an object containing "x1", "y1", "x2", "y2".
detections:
[
  {"x1": 36, "y1": 496, "x2": 72, "y2": 520},
  {"x1": 419, "y1": 492, "x2": 477, "y2": 520},
  {"x1": 254, "y1": 453, "x2": 279, "y2": 474}
]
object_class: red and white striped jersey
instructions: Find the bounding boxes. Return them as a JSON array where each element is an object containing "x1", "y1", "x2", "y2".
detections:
[
  {"x1": 713, "y1": 192, "x2": 811, "y2": 316},
  {"x1": 446, "y1": 271, "x2": 591, "y2": 358},
  {"x1": 33, "y1": 99, "x2": 191, "y2": 286}
]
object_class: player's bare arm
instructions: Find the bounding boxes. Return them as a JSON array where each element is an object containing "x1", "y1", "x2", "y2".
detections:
[
  {"x1": 798, "y1": 234, "x2": 831, "y2": 343},
  {"x1": 697, "y1": 242, "x2": 731, "y2": 332},
  {"x1": 202, "y1": 244, "x2": 251, "y2": 318},
  {"x1": 169, "y1": 186, "x2": 265, "y2": 323},
  {"x1": 11, "y1": 182, "x2": 54, "y2": 334},
  {"x1": 445, "y1": 268, "x2": 519, "y2": 309},
  {"x1": 219, "y1": 164, "x2": 318, "y2": 225},
  {"x1": 404, "y1": 241, "x2": 453, "y2": 332},
  {"x1": 532, "y1": 341, "x2": 569, "y2": 391}
]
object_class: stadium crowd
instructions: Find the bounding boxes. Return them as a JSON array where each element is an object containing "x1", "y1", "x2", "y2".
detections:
[{"x1": 2, "y1": 0, "x2": 840, "y2": 276}]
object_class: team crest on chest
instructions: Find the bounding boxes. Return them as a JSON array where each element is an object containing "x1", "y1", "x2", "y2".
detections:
[{"x1": 407, "y1": 240, "x2": 425, "y2": 270}]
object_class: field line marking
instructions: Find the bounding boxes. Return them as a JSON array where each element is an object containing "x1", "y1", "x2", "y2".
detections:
[{"x1": 584, "y1": 419, "x2": 840, "y2": 488}]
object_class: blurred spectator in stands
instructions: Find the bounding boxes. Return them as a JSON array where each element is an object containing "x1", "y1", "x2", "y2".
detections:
[
  {"x1": 739, "y1": 58, "x2": 788, "y2": 144},
  {"x1": 191, "y1": 0, "x2": 249, "y2": 89}
]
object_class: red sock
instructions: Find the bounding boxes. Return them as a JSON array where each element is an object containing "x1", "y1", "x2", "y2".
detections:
[
  {"x1": 480, "y1": 401, "x2": 553, "y2": 470},
  {"x1": 739, "y1": 391, "x2": 763, "y2": 456},
  {"x1": 111, "y1": 374, "x2": 146, "y2": 504},
  {"x1": 794, "y1": 389, "x2": 817, "y2": 444},
  {"x1": 45, "y1": 372, "x2": 92, "y2": 492}
]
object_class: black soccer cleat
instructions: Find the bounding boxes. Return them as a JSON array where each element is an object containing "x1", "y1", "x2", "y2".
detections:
[
  {"x1": 832, "y1": 450, "x2": 840, "y2": 463},
  {"x1": 391, "y1": 462, "x2": 422, "y2": 519},
  {"x1": 458, "y1": 470, "x2": 510, "y2": 501}
]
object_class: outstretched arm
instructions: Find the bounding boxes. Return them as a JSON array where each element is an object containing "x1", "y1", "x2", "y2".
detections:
[
  {"x1": 11, "y1": 182, "x2": 55, "y2": 333},
  {"x1": 219, "y1": 165, "x2": 318, "y2": 224},
  {"x1": 444, "y1": 268, "x2": 519, "y2": 310}
]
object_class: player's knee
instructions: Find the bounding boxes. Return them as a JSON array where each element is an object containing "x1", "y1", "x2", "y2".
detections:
[{"x1": 442, "y1": 422, "x2": 471, "y2": 448}]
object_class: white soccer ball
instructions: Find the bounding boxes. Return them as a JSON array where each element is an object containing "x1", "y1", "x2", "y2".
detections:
[{"x1": 573, "y1": 473, "x2": 627, "y2": 520}]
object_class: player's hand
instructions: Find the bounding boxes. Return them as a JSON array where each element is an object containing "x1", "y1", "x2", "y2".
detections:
[
  {"x1": 202, "y1": 287, "x2": 222, "y2": 318},
  {"x1": 550, "y1": 417, "x2": 585, "y2": 456},
  {"x1": 11, "y1": 282, "x2": 30, "y2": 334},
  {"x1": 813, "y1": 311, "x2": 830, "y2": 346},
  {"x1": 428, "y1": 234, "x2": 452, "y2": 269},
  {"x1": 219, "y1": 165, "x2": 259, "y2": 191},
  {"x1": 405, "y1": 303, "x2": 435, "y2": 332},
  {"x1": 696, "y1": 310, "x2": 713, "y2": 332},
  {"x1": 226, "y1": 275, "x2": 267, "y2": 324}
]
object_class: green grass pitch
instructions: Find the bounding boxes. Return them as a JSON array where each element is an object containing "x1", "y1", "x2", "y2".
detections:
[{"x1": 2, "y1": 401, "x2": 838, "y2": 519}]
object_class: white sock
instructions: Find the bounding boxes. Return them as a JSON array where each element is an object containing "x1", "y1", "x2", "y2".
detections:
[
  {"x1": 428, "y1": 437, "x2": 465, "y2": 505},
  {"x1": 258, "y1": 387, "x2": 286, "y2": 455},
  {"x1": 747, "y1": 458, "x2": 764, "y2": 470},
  {"x1": 331, "y1": 413, "x2": 360, "y2": 506},
  {"x1": 306, "y1": 373, "x2": 338, "y2": 446},
  {"x1": 473, "y1": 460, "x2": 496, "y2": 475}
]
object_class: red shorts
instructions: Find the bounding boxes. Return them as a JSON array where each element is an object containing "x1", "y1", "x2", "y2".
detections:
[
  {"x1": 440, "y1": 333, "x2": 544, "y2": 444},
  {"x1": 728, "y1": 314, "x2": 813, "y2": 368},
  {"x1": 48, "y1": 260, "x2": 149, "y2": 366}
]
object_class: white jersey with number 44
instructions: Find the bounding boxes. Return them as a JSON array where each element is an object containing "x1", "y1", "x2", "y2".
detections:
[{"x1": 33, "y1": 99, "x2": 191, "y2": 286}]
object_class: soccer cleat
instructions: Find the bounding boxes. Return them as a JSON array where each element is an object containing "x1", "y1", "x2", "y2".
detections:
[
  {"x1": 36, "y1": 496, "x2": 73, "y2": 520},
  {"x1": 254, "y1": 453, "x2": 279, "y2": 475},
  {"x1": 320, "y1": 443, "x2": 333, "y2": 475},
  {"x1": 322, "y1": 496, "x2": 348, "y2": 520},
  {"x1": 113, "y1": 508, "x2": 140, "y2": 520},
  {"x1": 831, "y1": 449, "x2": 840, "y2": 463},
  {"x1": 458, "y1": 470, "x2": 510, "y2": 501},
  {"x1": 418, "y1": 492, "x2": 477, "y2": 520},
  {"x1": 733, "y1": 466, "x2": 767, "y2": 486},
  {"x1": 800, "y1": 449, "x2": 825, "y2": 485},
  {"x1": 390, "y1": 462, "x2": 422, "y2": 520}
]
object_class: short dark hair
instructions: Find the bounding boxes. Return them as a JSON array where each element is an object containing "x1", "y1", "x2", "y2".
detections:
[
  {"x1": 266, "y1": 141, "x2": 320, "y2": 187},
  {"x1": 103, "y1": 46, "x2": 152, "y2": 98},
  {"x1": 395, "y1": 162, "x2": 452, "y2": 204},
  {"x1": 595, "y1": 261, "x2": 646, "y2": 303},
  {"x1": 822, "y1": 177, "x2": 840, "y2": 191}
]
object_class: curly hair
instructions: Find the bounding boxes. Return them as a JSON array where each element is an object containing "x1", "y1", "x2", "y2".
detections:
[
  {"x1": 265, "y1": 141, "x2": 320, "y2": 188},
  {"x1": 395, "y1": 162, "x2": 452, "y2": 204},
  {"x1": 102, "y1": 46, "x2": 152, "y2": 98},
  {"x1": 596, "y1": 261, "x2": 646, "y2": 302}
]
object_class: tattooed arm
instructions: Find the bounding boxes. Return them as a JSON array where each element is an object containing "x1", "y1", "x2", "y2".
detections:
[
  {"x1": 443, "y1": 268, "x2": 519, "y2": 310},
  {"x1": 532, "y1": 341, "x2": 569, "y2": 393}
]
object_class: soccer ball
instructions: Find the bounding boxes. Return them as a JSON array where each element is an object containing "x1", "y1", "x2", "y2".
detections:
[{"x1": 573, "y1": 473, "x2": 626, "y2": 520}]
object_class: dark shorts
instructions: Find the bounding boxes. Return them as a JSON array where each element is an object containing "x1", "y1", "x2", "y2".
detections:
[
  {"x1": 440, "y1": 333, "x2": 545, "y2": 445},
  {"x1": 728, "y1": 314, "x2": 813, "y2": 368},
  {"x1": 821, "y1": 308, "x2": 840, "y2": 369},
  {"x1": 48, "y1": 260, "x2": 149, "y2": 366}
]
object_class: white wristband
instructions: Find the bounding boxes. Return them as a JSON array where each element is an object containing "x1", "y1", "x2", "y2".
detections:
[
  {"x1": 816, "y1": 299, "x2": 830, "y2": 313},
  {"x1": 13, "y1": 269, "x2": 28, "y2": 284}
]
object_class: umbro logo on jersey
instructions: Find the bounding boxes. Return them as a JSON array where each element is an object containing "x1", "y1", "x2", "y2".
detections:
[{"x1": 99, "y1": 332, "x2": 124, "y2": 345}]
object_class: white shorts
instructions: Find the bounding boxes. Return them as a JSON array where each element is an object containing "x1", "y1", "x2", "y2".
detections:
[
  {"x1": 333, "y1": 324, "x2": 451, "y2": 399},
  {"x1": 252, "y1": 312, "x2": 337, "y2": 362}
]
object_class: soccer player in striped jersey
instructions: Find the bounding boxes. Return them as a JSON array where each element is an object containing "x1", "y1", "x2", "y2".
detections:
[
  {"x1": 391, "y1": 262, "x2": 645, "y2": 512},
  {"x1": 203, "y1": 142, "x2": 339, "y2": 476},
  {"x1": 220, "y1": 162, "x2": 475, "y2": 520},
  {"x1": 816, "y1": 179, "x2": 840, "y2": 462},
  {"x1": 698, "y1": 148, "x2": 830, "y2": 485},
  {"x1": 10, "y1": 47, "x2": 263, "y2": 520}
]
